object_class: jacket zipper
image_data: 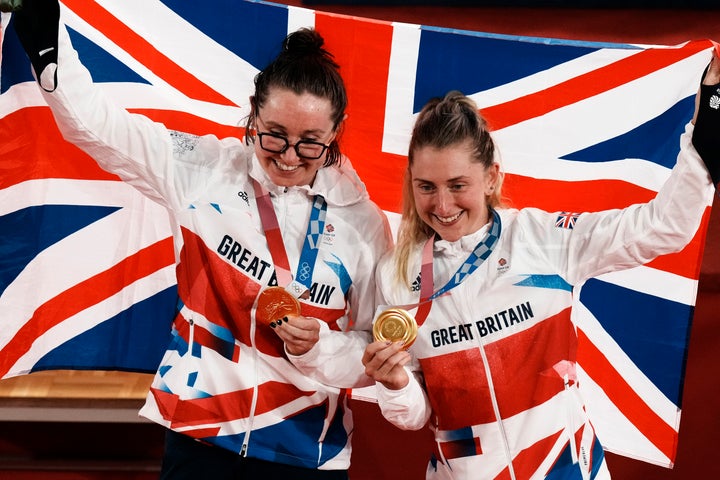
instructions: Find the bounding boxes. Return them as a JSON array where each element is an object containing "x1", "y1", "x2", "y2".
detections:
[
  {"x1": 242, "y1": 187, "x2": 281, "y2": 456},
  {"x1": 459, "y1": 286, "x2": 517, "y2": 479},
  {"x1": 477, "y1": 341, "x2": 517, "y2": 480}
]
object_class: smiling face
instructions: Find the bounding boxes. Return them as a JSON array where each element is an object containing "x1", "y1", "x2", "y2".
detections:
[
  {"x1": 411, "y1": 141, "x2": 499, "y2": 242},
  {"x1": 254, "y1": 87, "x2": 339, "y2": 187}
]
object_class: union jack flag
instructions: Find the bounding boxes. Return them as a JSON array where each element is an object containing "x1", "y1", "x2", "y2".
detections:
[
  {"x1": 555, "y1": 212, "x2": 580, "y2": 229},
  {"x1": 0, "y1": 0, "x2": 714, "y2": 469}
]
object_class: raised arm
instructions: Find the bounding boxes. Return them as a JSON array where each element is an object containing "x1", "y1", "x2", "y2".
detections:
[{"x1": 11, "y1": 0, "x2": 223, "y2": 211}]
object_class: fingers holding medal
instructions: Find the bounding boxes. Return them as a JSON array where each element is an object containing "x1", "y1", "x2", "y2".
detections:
[
  {"x1": 364, "y1": 308, "x2": 416, "y2": 390},
  {"x1": 373, "y1": 307, "x2": 418, "y2": 349},
  {"x1": 258, "y1": 286, "x2": 321, "y2": 356},
  {"x1": 256, "y1": 286, "x2": 301, "y2": 327}
]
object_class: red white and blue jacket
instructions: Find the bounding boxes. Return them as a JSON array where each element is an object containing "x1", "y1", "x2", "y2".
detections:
[
  {"x1": 40, "y1": 23, "x2": 392, "y2": 471},
  {"x1": 373, "y1": 125, "x2": 712, "y2": 479}
]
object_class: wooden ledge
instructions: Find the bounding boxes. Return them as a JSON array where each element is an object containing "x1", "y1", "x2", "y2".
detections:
[{"x1": 0, "y1": 370, "x2": 154, "y2": 422}]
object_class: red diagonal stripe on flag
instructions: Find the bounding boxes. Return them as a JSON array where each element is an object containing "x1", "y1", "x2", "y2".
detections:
[
  {"x1": 577, "y1": 329, "x2": 677, "y2": 462},
  {"x1": 484, "y1": 40, "x2": 712, "y2": 131},
  {"x1": 62, "y1": 0, "x2": 236, "y2": 106},
  {"x1": 646, "y1": 206, "x2": 711, "y2": 280},
  {"x1": 0, "y1": 237, "x2": 175, "y2": 377},
  {"x1": 130, "y1": 108, "x2": 245, "y2": 139}
]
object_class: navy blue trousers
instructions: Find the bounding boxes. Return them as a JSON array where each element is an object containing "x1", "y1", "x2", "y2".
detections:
[{"x1": 159, "y1": 429, "x2": 349, "y2": 480}]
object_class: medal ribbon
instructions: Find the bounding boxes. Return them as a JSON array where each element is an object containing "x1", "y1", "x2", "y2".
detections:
[
  {"x1": 415, "y1": 209, "x2": 501, "y2": 326},
  {"x1": 252, "y1": 179, "x2": 327, "y2": 297}
]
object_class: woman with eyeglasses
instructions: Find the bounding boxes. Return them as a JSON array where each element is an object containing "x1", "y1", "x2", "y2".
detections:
[
  {"x1": 361, "y1": 54, "x2": 719, "y2": 479},
  {"x1": 12, "y1": 2, "x2": 391, "y2": 479}
]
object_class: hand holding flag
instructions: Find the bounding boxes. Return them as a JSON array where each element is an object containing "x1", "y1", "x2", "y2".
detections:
[
  {"x1": 692, "y1": 46, "x2": 720, "y2": 188},
  {"x1": 11, "y1": 0, "x2": 59, "y2": 91}
]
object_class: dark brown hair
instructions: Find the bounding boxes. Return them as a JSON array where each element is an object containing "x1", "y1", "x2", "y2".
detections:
[{"x1": 245, "y1": 28, "x2": 347, "y2": 167}]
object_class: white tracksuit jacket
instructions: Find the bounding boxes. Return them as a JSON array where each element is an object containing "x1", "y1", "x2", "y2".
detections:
[
  {"x1": 38, "y1": 22, "x2": 392, "y2": 471},
  {"x1": 373, "y1": 125, "x2": 713, "y2": 479}
]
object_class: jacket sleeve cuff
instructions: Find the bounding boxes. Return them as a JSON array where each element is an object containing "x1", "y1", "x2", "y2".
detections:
[
  {"x1": 285, "y1": 320, "x2": 329, "y2": 368},
  {"x1": 374, "y1": 368, "x2": 432, "y2": 430}
]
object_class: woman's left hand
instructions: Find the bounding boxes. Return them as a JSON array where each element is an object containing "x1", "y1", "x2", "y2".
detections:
[{"x1": 271, "y1": 315, "x2": 321, "y2": 355}]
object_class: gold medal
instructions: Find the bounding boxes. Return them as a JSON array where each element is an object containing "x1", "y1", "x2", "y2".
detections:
[
  {"x1": 256, "y1": 286, "x2": 301, "y2": 325},
  {"x1": 373, "y1": 307, "x2": 418, "y2": 349}
]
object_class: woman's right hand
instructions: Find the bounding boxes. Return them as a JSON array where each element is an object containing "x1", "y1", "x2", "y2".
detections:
[{"x1": 362, "y1": 340, "x2": 412, "y2": 390}]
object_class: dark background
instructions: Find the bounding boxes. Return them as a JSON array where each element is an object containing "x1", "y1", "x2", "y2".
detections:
[{"x1": 303, "y1": 1, "x2": 717, "y2": 7}]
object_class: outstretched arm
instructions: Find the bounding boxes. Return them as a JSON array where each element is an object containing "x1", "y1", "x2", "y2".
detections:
[{"x1": 8, "y1": 0, "x2": 216, "y2": 211}]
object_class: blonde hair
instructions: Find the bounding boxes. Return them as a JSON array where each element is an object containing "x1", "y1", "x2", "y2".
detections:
[{"x1": 394, "y1": 91, "x2": 504, "y2": 287}]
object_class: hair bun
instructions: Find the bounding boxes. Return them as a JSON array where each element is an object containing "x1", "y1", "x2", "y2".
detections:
[{"x1": 283, "y1": 28, "x2": 325, "y2": 57}]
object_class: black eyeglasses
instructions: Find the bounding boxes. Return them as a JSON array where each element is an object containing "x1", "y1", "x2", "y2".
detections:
[{"x1": 257, "y1": 132, "x2": 330, "y2": 160}]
